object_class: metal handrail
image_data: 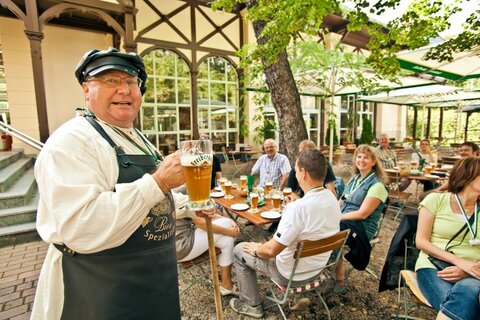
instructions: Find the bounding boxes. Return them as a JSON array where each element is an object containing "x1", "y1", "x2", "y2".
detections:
[{"x1": 0, "y1": 121, "x2": 44, "y2": 150}]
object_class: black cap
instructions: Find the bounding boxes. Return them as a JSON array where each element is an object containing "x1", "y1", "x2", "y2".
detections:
[{"x1": 75, "y1": 47, "x2": 147, "y2": 95}]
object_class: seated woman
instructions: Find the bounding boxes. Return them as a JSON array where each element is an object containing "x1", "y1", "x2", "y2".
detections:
[
  {"x1": 174, "y1": 193, "x2": 240, "y2": 295},
  {"x1": 415, "y1": 157, "x2": 480, "y2": 320},
  {"x1": 335, "y1": 145, "x2": 388, "y2": 289},
  {"x1": 412, "y1": 139, "x2": 438, "y2": 192}
]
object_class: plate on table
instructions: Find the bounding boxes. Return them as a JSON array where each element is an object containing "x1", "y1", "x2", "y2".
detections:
[
  {"x1": 210, "y1": 191, "x2": 225, "y2": 198},
  {"x1": 425, "y1": 174, "x2": 438, "y2": 179},
  {"x1": 214, "y1": 186, "x2": 222, "y2": 191},
  {"x1": 261, "y1": 211, "x2": 281, "y2": 219},
  {"x1": 231, "y1": 203, "x2": 249, "y2": 211}
]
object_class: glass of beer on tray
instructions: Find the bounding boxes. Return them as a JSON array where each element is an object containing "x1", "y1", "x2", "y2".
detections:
[
  {"x1": 248, "y1": 192, "x2": 259, "y2": 213},
  {"x1": 239, "y1": 175, "x2": 247, "y2": 188},
  {"x1": 180, "y1": 139, "x2": 214, "y2": 211},
  {"x1": 224, "y1": 180, "x2": 234, "y2": 199},
  {"x1": 272, "y1": 191, "x2": 282, "y2": 211},
  {"x1": 265, "y1": 181, "x2": 273, "y2": 198}
]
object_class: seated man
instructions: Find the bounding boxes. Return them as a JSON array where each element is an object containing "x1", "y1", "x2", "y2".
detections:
[
  {"x1": 230, "y1": 149, "x2": 341, "y2": 318},
  {"x1": 423, "y1": 141, "x2": 479, "y2": 194},
  {"x1": 250, "y1": 139, "x2": 291, "y2": 190}
]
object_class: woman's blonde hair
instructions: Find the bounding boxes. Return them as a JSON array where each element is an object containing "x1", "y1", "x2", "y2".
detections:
[
  {"x1": 298, "y1": 140, "x2": 316, "y2": 151},
  {"x1": 353, "y1": 144, "x2": 387, "y2": 182}
]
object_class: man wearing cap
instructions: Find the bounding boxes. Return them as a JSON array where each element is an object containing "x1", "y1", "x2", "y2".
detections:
[{"x1": 31, "y1": 48, "x2": 196, "y2": 319}]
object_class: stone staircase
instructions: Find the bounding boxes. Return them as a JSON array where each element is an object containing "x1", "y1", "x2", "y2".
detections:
[{"x1": 0, "y1": 149, "x2": 39, "y2": 247}]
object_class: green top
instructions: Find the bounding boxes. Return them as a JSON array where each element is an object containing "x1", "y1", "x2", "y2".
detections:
[
  {"x1": 415, "y1": 192, "x2": 480, "y2": 271},
  {"x1": 366, "y1": 182, "x2": 389, "y2": 202}
]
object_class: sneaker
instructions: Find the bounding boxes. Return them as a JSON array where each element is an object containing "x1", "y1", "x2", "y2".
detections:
[
  {"x1": 220, "y1": 284, "x2": 239, "y2": 296},
  {"x1": 229, "y1": 297, "x2": 264, "y2": 319}
]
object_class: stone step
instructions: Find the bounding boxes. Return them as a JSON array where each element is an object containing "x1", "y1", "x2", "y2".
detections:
[
  {"x1": 0, "y1": 157, "x2": 34, "y2": 192},
  {"x1": 0, "y1": 221, "x2": 40, "y2": 248},
  {"x1": 0, "y1": 149, "x2": 24, "y2": 170},
  {"x1": 0, "y1": 195, "x2": 38, "y2": 227},
  {"x1": 0, "y1": 168, "x2": 37, "y2": 210}
]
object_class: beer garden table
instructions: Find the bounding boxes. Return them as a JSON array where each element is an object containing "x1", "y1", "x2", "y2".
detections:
[{"x1": 212, "y1": 188, "x2": 280, "y2": 240}]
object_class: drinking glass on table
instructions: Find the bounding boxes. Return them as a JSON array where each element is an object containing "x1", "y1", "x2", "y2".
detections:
[
  {"x1": 239, "y1": 175, "x2": 247, "y2": 188},
  {"x1": 282, "y1": 187, "x2": 292, "y2": 206},
  {"x1": 218, "y1": 177, "x2": 227, "y2": 192},
  {"x1": 224, "y1": 180, "x2": 234, "y2": 199},
  {"x1": 248, "y1": 192, "x2": 259, "y2": 213},
  {"x1": 265, "y1": 181, "x2": 273, "y2": 198},
  {"x1": 424, "y1": 165, "x2": 433, "y2": 175},
  {"x1": 272, "y1": 191, "x2": 282, "y2": 211},
  {"x1": 180, "y1": 139, "x2": 214, "y2": 211},
  {"x1": 410, "y1": 161, "x2": 418, "y2": 170}
]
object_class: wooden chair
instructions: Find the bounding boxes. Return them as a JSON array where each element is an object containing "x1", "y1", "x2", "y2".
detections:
[
  {"x1": 265, "y1": 229, "x2": 350, "y2": 320},
  {"x1": 177, "y1": 247, "x2": 221, "y2": 295}
]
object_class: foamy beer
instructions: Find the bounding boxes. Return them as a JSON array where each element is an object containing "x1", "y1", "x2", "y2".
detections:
[
  {"x1": 282, "y1": 187, "x2": 292, "y2": 198},
  {"x1": 265, "y1": 181, "x2": 273, "y2": 197},
  {"x1": 248, "y1": 192, "x2": 259, "y2": 213},
  {"x1": 424, "y1": 165, "x2": 433, "y2": 175},
  {"x1": 224, "y1": 180, "x2": 233, "y2": 199},
  {"x1": 272, "y1": 193, "x2": 282, "y2": 210},
  {"x1": 240, "y1": 175, "x2": 247, "y2": 188},
  {"x1": 180, "y1": 139, "x2": 214, "y2": 210},
  {"x1": 410, "y1": 161, "x2": 418, "y2": 170},
  {"x1": 218, "y1": 177, "x2": 227, "y2": 192}
]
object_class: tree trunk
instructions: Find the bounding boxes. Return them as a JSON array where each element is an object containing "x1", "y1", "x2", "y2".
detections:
[{"x1": 251, "y1": 19, "x2": 308, "y2": 163}]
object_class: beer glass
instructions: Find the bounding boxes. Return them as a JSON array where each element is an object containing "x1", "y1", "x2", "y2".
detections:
[
  {"x1": 248, "y1": 192, "x2": 259, "y2": 213},
  {"x1": 265, "y1": 181, "x2": 273, "y2": 198},
  {"x1": 224, "y1": 180, "x2": 233, "y2": 199},
  {"x1": 282, "y1": 187, "x2": 292, "y2": 206},
  {"x1": 218, "y1": 177, "x2": 227, "y2": 192},
  {"x1": 410, "y1": 161, "x2": 418, "y2": 170},
  {"x1": 424, "y1": 165, "x2": 433, "y2": 175},
  {"x1": 180, "y1": 139, "x2": 214, "y2": 210},
  {"x1": 239, "y1": 175, "x2": 247, "y2": 188},
  {"x1": 272, "y1": 192, "x2": 282, "y2": 211}
]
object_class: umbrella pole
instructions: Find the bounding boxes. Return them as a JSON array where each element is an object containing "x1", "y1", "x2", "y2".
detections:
[{"x1": 205, "y1": 216, "x2": 223, "y2": 320}]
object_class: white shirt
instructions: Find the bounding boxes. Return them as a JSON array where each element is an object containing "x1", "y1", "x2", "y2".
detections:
[
  {"x1": 32, "y1": 116, "x2": 169, "y2": 319},
  {"x1": 274, "y1": 188, "x2": 341, "y2": 281},
  {"x1": 251, "y1": 153, "x2": 291, "y2": 188}
]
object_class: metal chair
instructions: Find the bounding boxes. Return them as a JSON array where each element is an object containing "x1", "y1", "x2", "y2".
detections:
[
  {"x1": 386, "y1": 170, "x2": 413, "y2": 222},
  {"x1": 177, "y1": 247, "x2": 221, "y2": 295},
  {"x1": 265, "y1": 229, "x2": 350, "y2": 320}
]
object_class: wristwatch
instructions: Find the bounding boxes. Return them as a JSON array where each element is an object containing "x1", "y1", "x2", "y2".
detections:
[{"x1": 252, "y1": 246, "x2": 259, "y2": 257}]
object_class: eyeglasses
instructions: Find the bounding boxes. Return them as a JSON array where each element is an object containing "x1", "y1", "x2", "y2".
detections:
[{"x1": 87, "y1": 75, "x2": 143, "y2": 89}]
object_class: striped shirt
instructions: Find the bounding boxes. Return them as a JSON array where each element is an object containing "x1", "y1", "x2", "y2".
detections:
[
  {"x1": 251, "y1": 153, "x2": 291, "y2": 189},
  {"x1": 376, "y1": 146, "x2": 397, "y2": 169}
]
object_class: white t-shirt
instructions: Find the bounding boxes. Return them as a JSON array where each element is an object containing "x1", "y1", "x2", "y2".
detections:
[{"x1": 274, "y1": 188, "x2": 341, "y2": 281}]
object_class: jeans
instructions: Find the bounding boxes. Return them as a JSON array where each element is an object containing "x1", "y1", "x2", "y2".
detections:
[
  {"x1": 233, "y1": 242, "x2": 318, "y2": 307},
  {"x1": 417, "y1": 268, "x2": 480, "y2": 320}
]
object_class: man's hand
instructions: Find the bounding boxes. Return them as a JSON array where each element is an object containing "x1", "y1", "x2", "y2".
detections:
[
  {"x1": 195, "y1": 207, "x2": 216, "y2": 218},
  {"x1": 244, "y1": 242, "x2": 261, "y2": 257},
  {"x1": 152, "y1": 151, "x2": 184, "y2": 193}
]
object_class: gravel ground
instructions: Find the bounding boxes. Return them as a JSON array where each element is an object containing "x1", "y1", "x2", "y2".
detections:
[{"x1": 177, "y1": 164, "x2": 437, "y2": 319}]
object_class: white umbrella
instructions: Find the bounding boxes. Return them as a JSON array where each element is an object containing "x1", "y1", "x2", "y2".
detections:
[
  {"x1": 397, "y1": 45, "x2": 480, "y2": 81},
  {"x1": 358, "y1": 85, "x2": 460, "y2": 139}
]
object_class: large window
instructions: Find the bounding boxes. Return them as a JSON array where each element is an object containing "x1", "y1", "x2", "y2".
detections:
[
  {"x1": 0, "y1": 43, "x2": 9, "y2": 123},
  {"x1": 339, "y1": 95, "x2": 373, "y2": 141},
  {"x1": 141, "y1": 50, "x2": 191, "y2": 155},
  {"x1": 197, "y1": 57, "x2": 239, "y2": 151}
]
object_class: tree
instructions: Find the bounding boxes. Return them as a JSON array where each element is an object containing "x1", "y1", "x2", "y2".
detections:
[
  {"x1": 213, "y1": 0, "x2": 477, "y2": 161},
  {"x1": 359, "y1": 118, "x2": 374, "y2": 144}
]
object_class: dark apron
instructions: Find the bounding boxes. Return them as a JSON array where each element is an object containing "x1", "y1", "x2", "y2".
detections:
[{"x1": 56, "y1": 117, "x2": 180, "y2": 320}]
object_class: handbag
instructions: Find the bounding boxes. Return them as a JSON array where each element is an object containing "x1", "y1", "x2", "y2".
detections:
[{"x1": 427, "y1": 211, "x2": 475, "y2": 270}]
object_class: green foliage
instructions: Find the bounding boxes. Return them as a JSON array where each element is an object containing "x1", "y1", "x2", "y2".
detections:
[
  {"x1": 359, "y1": 118, "x2": 374, "y2": 144},
  {"x1": 213, "y1": 0, "x2": 476, "y2": 78},
  {"x1": 325, "y1": 118, "x2": 339, "y2": 146}
]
